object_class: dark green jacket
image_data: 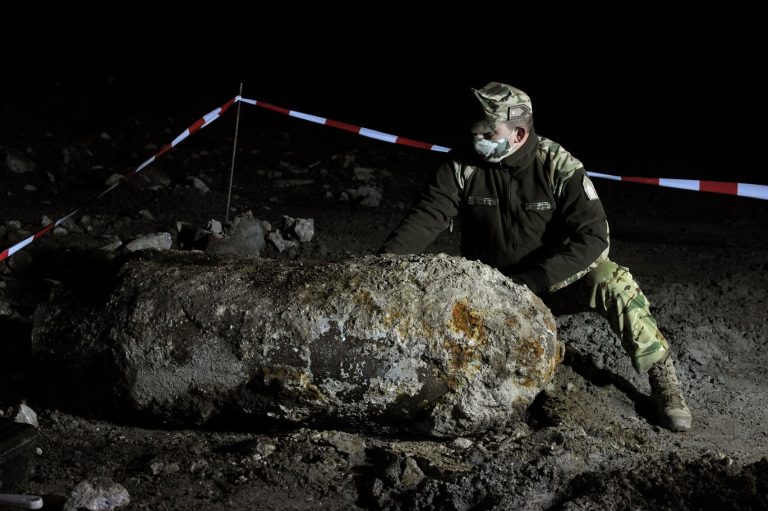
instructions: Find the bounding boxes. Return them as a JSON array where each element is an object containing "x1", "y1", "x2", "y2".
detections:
[{"x1": 380, "y1": 131, "x2": 609, "y2": 294}]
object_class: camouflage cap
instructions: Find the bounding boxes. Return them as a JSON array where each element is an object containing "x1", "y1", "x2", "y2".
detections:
[{"x1": 470, "y1": 82, "x2": 532, "y2": 133}]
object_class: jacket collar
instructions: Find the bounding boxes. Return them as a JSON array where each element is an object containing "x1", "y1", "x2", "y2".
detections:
[{"x1": 500, "y1": 127, "x2": 538, "y2": 170}]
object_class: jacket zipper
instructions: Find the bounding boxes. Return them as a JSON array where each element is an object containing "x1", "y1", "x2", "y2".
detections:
[{"x1": 502, "y1": 168, "x2": 516, "y2": 263}]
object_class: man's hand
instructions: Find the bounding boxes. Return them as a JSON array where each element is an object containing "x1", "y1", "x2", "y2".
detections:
[{"x1": 507, "y1": 269, "x2": 547, "y2": 296}]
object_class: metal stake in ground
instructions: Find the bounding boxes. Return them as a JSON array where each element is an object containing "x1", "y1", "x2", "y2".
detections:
[{"x1": 225, "y1": 83, "x2": 244, "y2": 224}]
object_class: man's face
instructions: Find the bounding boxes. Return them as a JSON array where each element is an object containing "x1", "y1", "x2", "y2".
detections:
[{"x1": 472, "y1": 122, "x2": 526, "y2": 162}]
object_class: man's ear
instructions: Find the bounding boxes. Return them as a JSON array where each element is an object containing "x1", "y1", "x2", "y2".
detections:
[{"x1": 513, "y1": 127, "x2": 526, "y2": 143}]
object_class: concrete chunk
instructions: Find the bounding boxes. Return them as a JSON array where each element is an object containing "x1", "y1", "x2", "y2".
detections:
[
  {"x1": 124, "y1": 232, "x2": 172, "y2": 252},
  {"x1": 205, "y1": 211, "x2": 265, "y2": 257}
]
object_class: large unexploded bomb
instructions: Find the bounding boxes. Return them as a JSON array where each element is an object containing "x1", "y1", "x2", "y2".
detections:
[{"x1": 33, "y1": 252, "x2": 561, "y2": 436}]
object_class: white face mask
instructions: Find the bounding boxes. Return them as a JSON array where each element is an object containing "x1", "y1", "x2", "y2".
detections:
[{"x1": 473, "y1": 131, "x2": 517, "y2": 162}]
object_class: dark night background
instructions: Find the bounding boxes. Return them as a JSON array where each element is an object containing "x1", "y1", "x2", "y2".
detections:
[
  {"x1": 4, "y1": 30, "x2": 768, "y2": 511},
  {"x1": 2, "y1": 39, "x2": 765, "y2": 187}
]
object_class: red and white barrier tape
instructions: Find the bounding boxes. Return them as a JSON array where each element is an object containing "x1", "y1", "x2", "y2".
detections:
[
  {"x1": 0, "y1": 97, "x2": 237, "y2": 262},
  {"x1": 3, "y1": 94, "x2": 766, "y2": 262},
  {"x1": 237, "y1": 97, "x2": 451, "y2": 153},
  {"x1": 237, "y1": 96, "x2": 768, "y2": 201},
  {"x1": 586, "y1": 172, "x2": 768, "y2": 200}
]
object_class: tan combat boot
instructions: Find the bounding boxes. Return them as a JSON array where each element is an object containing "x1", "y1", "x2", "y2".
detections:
[{"x1": 647, "y1": 354, "x2": 692, "y2": 432}]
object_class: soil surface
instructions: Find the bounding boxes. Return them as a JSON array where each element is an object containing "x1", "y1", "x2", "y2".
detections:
[{"x1": 2, "y1": 76, "x2": 768, "y2": 510}]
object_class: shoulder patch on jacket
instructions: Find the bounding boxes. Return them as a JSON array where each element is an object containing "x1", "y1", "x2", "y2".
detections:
[
  {"x1": 582, "y1": 175, "x2": 599, "y2": 200},
  {"x1": 452, "y1": 160, "x2": 476, "y2": 191},
  {"x1": 537, "y1": 136, "x2": 584, "y2": 199}
]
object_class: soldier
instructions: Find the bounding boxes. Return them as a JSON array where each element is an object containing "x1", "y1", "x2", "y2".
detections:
[{"x1": 380, "y1": 82, "x2": 692, "y2": 432}]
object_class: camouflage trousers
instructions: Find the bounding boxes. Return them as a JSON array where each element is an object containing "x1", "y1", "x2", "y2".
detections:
[{"x1": 544, "y1": 259, "x2": 669, "y2": 373}]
